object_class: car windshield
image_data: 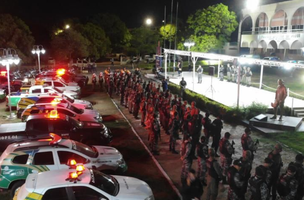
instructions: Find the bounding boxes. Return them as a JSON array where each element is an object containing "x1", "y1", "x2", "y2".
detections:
[
  {"x1": 67, "y1": 104, "x2": 83, "y2": 114},
  {"x1": 90, "y1": 170, "x2": 119, "y2": 196},
  {"x1": 72, "y1": 140, "x2": 98, "y2": 158},
  {"x1": 63, "y1": 95, "x2": 75, "y2": 103},
  {"x1": 52, "y1": 87, "x2": 63, "y2": 93}
]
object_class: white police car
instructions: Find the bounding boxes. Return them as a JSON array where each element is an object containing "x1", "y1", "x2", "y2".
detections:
[
  {"x1": 14, "y1": 166, "x2": 154, "y2": 200},
  {"x1": 0, "y1": 134, "x2": 127, "y2": 196}
]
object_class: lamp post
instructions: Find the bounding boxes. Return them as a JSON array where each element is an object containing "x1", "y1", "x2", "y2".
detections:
[
  {"x1": 0, "y1": 48, "x2": 21, "y2": 119},
  {"x1": 184, "y1": 41, "x2": 195, "y2": 64},
  {"x1": 32, "y1": 45, "x2": 45, "y2": 73}
]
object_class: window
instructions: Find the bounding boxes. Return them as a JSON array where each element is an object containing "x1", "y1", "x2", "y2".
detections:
[
  {"x1": 42, "y1": 188, "x2": 69, "y2": 200},
  {"x1": 36, "y1": 97, "x2": 55, "y2": 104},
  {"x1": 71, "y1": 186, "x2": 108, "y2": 200},
  {"x1": 33, "y1": 152, "x2": 54, "y2": 165},
  {"x1": 31, "y1": 89, "x2": 41, "y2": 93},
  {"x1": 58, "y1": 108, "x2": 75, "y2": 117},
  {"x1": 44, "y1": 82, "x2": 52, "y2": 86},
  {"x1": 57, "y1": 151, "x2": 87, "y2": 164},
  {"x1": 54, "y1": 82, "x2": 64, "y2": 87},
  {"x1": 12, "y1": 154, "x2": 29, "y2": 164},
  {"x1": 32, "y1": 120, "x2": 48, "y2": 132},
  {"x1": 53, "y1": 120, "x2": 70, "y2": 132}
]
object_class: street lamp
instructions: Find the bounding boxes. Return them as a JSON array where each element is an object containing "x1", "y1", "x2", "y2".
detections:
[
  {"x1": 32, "y1": 45, "x2": 45, "y2": 73},
  {"x1": 65, "y1": 24, "x2": 70, "y2": 29},
  {"x1": 0, "y1": 48, "x2": 21, "y2": 119},
  {"x1": 246, "y1": 0, "x2": 259, "y2": 10}
]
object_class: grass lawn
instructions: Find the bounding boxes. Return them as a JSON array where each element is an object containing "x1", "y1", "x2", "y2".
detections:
[{"x1": 266, "y1": 131, "x2": 304, "y2": 154}]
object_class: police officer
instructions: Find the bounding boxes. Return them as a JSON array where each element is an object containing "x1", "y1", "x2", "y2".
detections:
[
  {"x1": 227, "y1": 64, "x2": 231, "y2": 82},
  {"x1": 287, "y1": 154, "x2": 304, "y2": 200},
  {"x1": 91, "y1": 73, "x2": 97, "y2": 91},
  {"x1": 196, "y1": 136, "x2": 208, "y2": 185},
  {"x1": 169, "y1": 111, "x2": 180, "y2": 154},
  {"x1": 277, "y1": 165, "x2": 298, "y2": 200},
  {"x1": 227, "y1": 159, "x2": 244, "y2": 200},
  {"x1": 206, "y1": 148, "x2": 223, "y2": 200},
  {"x1": 239, "y1": 150, "x2": 253, "y2": 198},
  {"x1": 180, "y1": 77, "x2": 187, "y2": 99},
  {"x1": 257, "y1": 157, "x2": 273, "y2": 189},
  {"x1": 197, "y1": 65, "x2": 203, "y2": 83},
  {"x1": 181, "y1": 136, "x2": 193, "y2": 187},
  {"x1": 246, "y1": 67, "x2": 253, "y2": 87},
  {"x1": 182, "y1": 168, "x2": 204, "y2": 200},
  {"x1": 268, "y1": 143, "x2": 283, "y2": 200},
  {"x1": 219, "y1": 132, "x2": 234, "y2": 184},
  {"x1": 248, "y1": 166, "x2": 269, "y2": 200},
  {"x1": 98, "y1": 72, "x2": 103, "y2": 91},
  {"x1": 219, "y1": 65, "x2": 224, "y2": 81},
  {"x1": 241, "y1": 127, "x2": 257, "y2": 160},
  {"x1": 202, "y1": 111, "x2": 212, "y2": 143},
  {"x1": 211, "y1": 115, "x2": 223, "y2": 157}
]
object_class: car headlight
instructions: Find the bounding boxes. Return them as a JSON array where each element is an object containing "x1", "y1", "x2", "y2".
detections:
[
  {"x1": 116, "y1": 158, "x2": 125, "y2": 165},
  {"x1": 145, "y1": 196, "x2": 154, "y2": 200}
]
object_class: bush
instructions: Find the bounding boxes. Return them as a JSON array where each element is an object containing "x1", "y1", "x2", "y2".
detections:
[{"x1": 243, "y1": 102, "x2": 268, "y2": 120}]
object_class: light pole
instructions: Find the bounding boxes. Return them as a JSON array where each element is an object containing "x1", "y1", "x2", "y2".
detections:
[
  {"x1": 184, "y1": 41, "x2": 195, "y2": 64},
  {"x1": 0, "y1": 48, "x2": 21, "y2": 119},
  {"x1": 32, "y1": 45, "x2": 45, "y2": 73}
]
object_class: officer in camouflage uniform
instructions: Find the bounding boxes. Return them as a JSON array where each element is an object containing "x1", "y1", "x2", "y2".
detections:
[
  {"x1": 287, "y1": 154, "x2": 304, "y2": 200},
  {"x1": 180, "y1": 136, "x2": 193, "y2": 187},
  {"x1": 227, "y1": 159, "x2": 244, "y2": 200},
  {"x1": 206, "y1": 148, "x2": 223, "y2": 200},
  {"x1": 268, "y1": 143, "x2": 283, "y2": 200},
  {"x1": 169, "y1": 111, "x2": 180, "y2": 154},
  {"x1": 196, "y1": 136, "x2": 208, "y2": 185},
  {"x1": 219, "y1": 132, "x2": 234, "y2": 183},
  {"x1": 248, "y1": 166, "x2": 269, "y2": 200},
  {"x1": 277, "y1": 165, "x2": 298, "y2": 200},
  {"x1": 241, "y1": 127, "x2": 257, "y2": 160},
  {"x1": 227, "y1": 64, "x2": 231, "y2": 82},
  {"x1": 256, "y1": 157, "x2": 273, "y2": 189},
  {"x1": 239, "y1": 150, "x2": 253, "y2": 199}
]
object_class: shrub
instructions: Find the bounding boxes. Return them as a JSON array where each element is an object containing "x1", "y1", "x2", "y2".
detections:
[{"x1": 243, "y1": 102, "x2": 268, "y2": 120}]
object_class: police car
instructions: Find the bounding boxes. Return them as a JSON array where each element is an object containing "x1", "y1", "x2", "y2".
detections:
[
  {"x1": 21, "y1": 102, "x2": 102, "y2": 123},
  {"x1": 14, "y1": 166, "x2": 154, "y2": 200},
  {"x1": 0, "y1": 134, "x2": 127, "y2": 197}
]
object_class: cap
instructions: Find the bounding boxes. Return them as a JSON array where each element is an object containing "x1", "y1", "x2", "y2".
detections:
[
  {"x1": 264, "y1": 157, "x2": 273, "y2": 164},
  {"x1": 274, "y1": 143, "x2": 282, "y2": 151},
  {"x1": 256, "y1": 166, "x2": 265, "y2": 177},
  {"x1": 245, "y1": 127, "x2": 251, "y2": 133},
  {"x1": 233, "y1": 159, "x2": 242, "y2": 167},
  {"x1": 224, "y1": 132, "x2": 231, "y2": 138}
]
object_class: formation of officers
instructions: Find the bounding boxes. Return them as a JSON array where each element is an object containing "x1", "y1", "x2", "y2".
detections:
[{"x1": 96, "y1": 67, "x2": 303, "y2": 200}]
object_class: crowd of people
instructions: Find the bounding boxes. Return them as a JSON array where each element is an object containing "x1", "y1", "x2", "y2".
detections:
[{"x1": 95, "y1": 67, "x2": 303, "y2": 200}]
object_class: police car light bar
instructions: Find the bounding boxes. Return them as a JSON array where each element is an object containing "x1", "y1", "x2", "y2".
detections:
[
  {"x1": 56, "y1": 68, "x2": 66, "y2": 76},
  {"x1": 67, "y1": 159, "x2": 77, "y2": 168},
  {"x1": 49, "y1": 133, "x2": 62, "y2": 145},
  {"x1": 66, "y1": 172, "x2": 80, "y2": 183},
  {"x1": 76, "y1": 165, "x2": 85, "y2": 173},
  {"x1": 48, "y1": 110, "x2": 59, "y2": 119}
]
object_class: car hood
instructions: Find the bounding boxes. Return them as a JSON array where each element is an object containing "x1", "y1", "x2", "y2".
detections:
[
  {"x1": 74, "y1": 99, "x2": 91, "y2": 105},
  {"x1": 114, "y1": 176, "x2": 153, "y2": 199},
  {"x1": 93, "y1": 146, "x2": 122, "y2": 159},
  {"x1": 67, "y1": 82, "x2": 78, "y2": 86}
]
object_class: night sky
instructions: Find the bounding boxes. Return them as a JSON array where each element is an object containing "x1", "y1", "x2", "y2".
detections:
[{"x1": 0, "y1": 0, "x2": 287, "y2": 44}]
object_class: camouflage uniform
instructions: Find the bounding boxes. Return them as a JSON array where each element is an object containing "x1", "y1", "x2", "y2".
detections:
[
  {"x1": 241, "y1": 132, "x2": 257, "y2": 160},
  {"x1": 227, "y1": 166, "x2": 244, "y2": 200},
  {"x1": 248, "y1": 176, "x2": 269, "y2": 200},
  {"x1": 180, "y1": 139, "x2": 193, "y2": 187},
  {"x1": 219, "y1": 138, "x2": 234, "y2": 177},
  {"x1": 277, "y1": 173, "x2": 298, "y2": 200},
  {"x1": 206, "y1": 158, "x2": 223, "y2": 200},
  {"x1": 196, "y1": 141, "x2": 208, "y2": 183}
]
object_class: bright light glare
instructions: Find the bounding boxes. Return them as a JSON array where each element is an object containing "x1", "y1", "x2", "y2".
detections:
[
  {"x1": 246, "y1": 0, "x2": 259, "y2": 10},
  {"x1": 65, "y1": 24, "x2": 70, "y2": 29},
  {"x1": 146, "y1": 18, "x2": 152, "y2": 25}
]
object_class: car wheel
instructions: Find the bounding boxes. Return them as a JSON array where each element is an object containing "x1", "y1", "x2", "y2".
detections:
[{"x1": 10, "y1": 180, "x2": 24, "y2": 198}]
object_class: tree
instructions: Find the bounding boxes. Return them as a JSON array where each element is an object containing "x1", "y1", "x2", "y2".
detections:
[
  {"x1": 0, "y1": 14, "x2": 35, "y2": 63},
  {"x1": 128, "y1": 27, "x2": 160, "y2": 56},
  {"x1": 160, "y1": 24, "x2": 176, "y2": 42},
  {"x1": 50, "y1": 29, "x2": 90, "y2": 61},
  {"x1": 75, "y1": 23, "x2": 111, "y2": 59},
  {"x1": 90, "y1": 13, "x2": 131, "y2": 52},
  {"x1": 187, "y1": 3, "x2": 238, "y2": 52}
]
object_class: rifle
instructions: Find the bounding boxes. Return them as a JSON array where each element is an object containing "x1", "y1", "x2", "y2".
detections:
[
  {"x1": 231, "y1": 140, "x2": 235, "y2": 154},
  {"x1": 254, "y1": 139, "x2": 259, "y2": 153}
]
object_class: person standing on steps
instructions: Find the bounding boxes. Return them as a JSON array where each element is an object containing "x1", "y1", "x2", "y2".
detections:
[
  {"x1": 180, "y1": 77, "x2": 187, "y2": 99},
  {"x1": 197, "y1": 65, "x2": 203, "y2": 83},
  {"x1": 271, "y1": 79, "x2": 287, "y2": 121}
]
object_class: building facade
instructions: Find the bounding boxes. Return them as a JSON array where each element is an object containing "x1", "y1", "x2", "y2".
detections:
[{"x1": 238, "y1": 0, "x2": 304, "y2": 60}]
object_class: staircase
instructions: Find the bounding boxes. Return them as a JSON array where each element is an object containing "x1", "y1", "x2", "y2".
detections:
[{"x1": 293, "y1": 107, "x2": 304, "y2": 118}]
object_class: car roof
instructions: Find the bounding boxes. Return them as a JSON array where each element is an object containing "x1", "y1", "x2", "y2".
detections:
[
  {"x1": 6, "y1": 139, "x2": 73, "y2": 153},
  {"x1": 25, "y1": 168, "x2": 91, "y2": 193}
]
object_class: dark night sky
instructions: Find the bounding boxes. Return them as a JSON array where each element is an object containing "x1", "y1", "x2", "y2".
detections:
[{"x1": 0, "y1": 0, "x2": 288, "y2": 44}]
